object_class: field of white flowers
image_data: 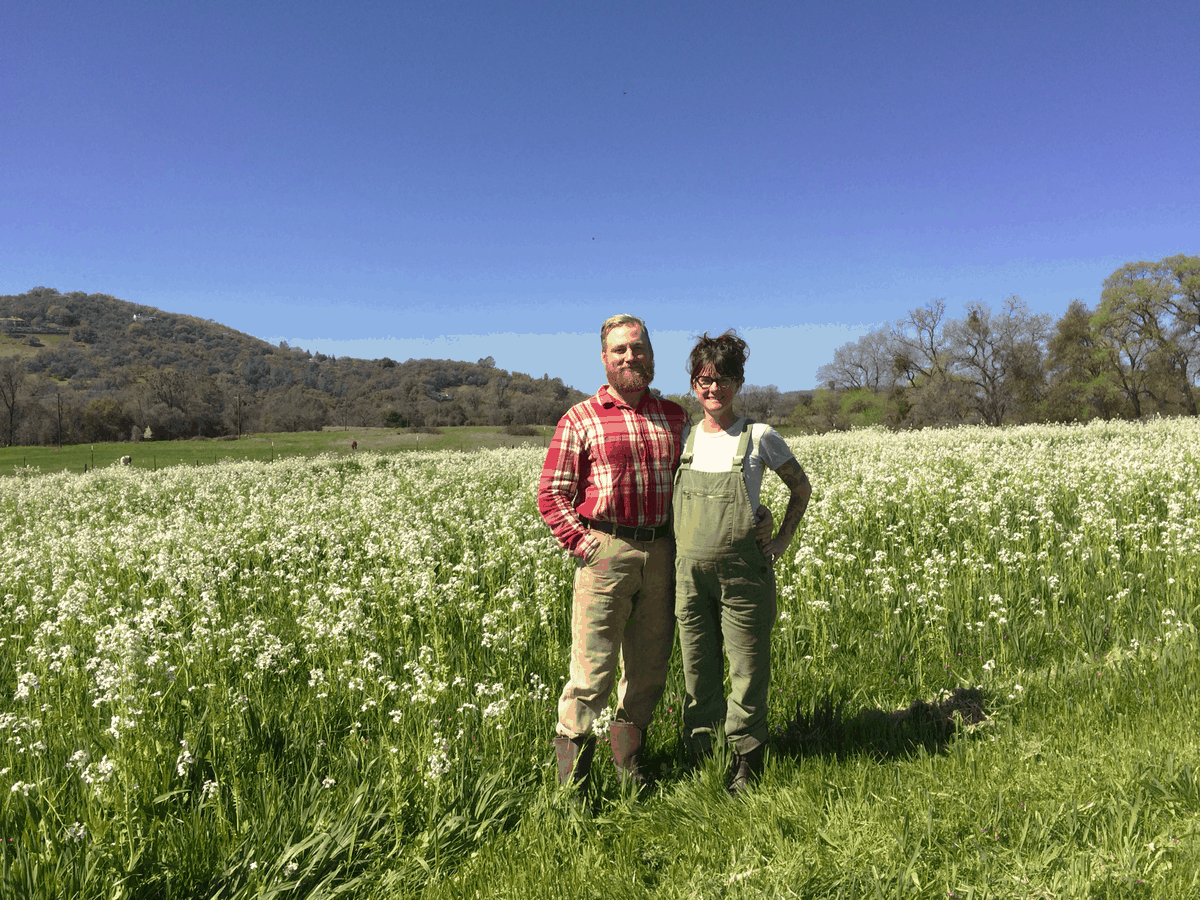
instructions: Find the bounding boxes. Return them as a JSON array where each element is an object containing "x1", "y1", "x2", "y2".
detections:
[{"x1": 3, "y1": 418, "x2": 1200, "y2": 899}]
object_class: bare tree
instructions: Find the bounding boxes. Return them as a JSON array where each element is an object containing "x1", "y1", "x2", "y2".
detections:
[
  {"x1": 739, "y1": 384, "x2": 781, "y2": 422},
  {"x1": 816, "y1": 328, "x2": 894, "y2": 391},
  {"x1": 886, "y1": 300, "x2": 979, "y2": 426},
  {"x1": 267, "y1": 386, "x2": 328, "y2": 432},
  {"x1": 889, "y1": 299, "x2": 952, "y2": 385},
  {"x1": 0, "y1": 356, "x2": 27, "y2": 446},
  {"x1": 145, "y1": 368, "x2": 189, "y2": 411},
  {"x1": 948, "y1": 296, "x2": 1051, "y2": 425}
]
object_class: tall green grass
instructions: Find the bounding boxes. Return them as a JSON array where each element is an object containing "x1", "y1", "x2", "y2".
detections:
[{"x1": 2, "y1": 418, "x2": 1199, "y2": 898}]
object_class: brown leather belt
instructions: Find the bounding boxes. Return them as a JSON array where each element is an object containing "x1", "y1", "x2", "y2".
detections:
[{"x1": 584, "y1": 518, "x2": 671, "y2": 542}]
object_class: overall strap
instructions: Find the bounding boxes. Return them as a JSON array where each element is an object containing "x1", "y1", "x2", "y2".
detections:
[
  {"x1": 730, "y1": 418, "x2": 754, "y2": 472},
  {"x1": 679, "y1": 423, "x2": 699, "y2": 470}
]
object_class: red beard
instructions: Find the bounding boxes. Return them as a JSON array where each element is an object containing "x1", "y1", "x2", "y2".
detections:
[{"x1": 607, "y1": 361, "x2": 653, "y2": 393}]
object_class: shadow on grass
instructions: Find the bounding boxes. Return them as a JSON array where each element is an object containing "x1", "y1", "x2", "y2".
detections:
[{"x1": 774, "y1": 687, "x2": 991, "y2": 760}]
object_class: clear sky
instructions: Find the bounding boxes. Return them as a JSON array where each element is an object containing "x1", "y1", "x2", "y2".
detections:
[{"x1": 3, "y1": 1, "x2": 1197, "y2": 395}]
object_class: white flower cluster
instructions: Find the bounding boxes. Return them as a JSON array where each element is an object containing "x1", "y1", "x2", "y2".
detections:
[
  {"x1": 175, "y1": 740, "x2": 195, "y2": 778},
  {"x1": 425, "y1": 731, "x2": 452, "y2": 782},
  {"x1": 771, "y1": 418, "x2": 1200, "y2": 680}
]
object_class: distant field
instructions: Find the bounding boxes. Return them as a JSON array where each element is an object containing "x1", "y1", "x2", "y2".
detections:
[{"x1": 0, "y1": 425, "x2": 555, "y2": 474}]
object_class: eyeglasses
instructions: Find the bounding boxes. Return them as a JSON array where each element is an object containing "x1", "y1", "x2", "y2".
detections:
[{"x1": 694, "y1": 376, "x2": 734, "y2": 390}]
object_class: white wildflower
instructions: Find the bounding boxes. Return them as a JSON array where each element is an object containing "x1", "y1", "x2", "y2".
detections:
[
  {"x1": 13, "y1": 672, "x2": 38, "y2": 701},
  {"x1": 176, "y1": 740, "x2": 194, "y2": 778},
  {"x1": 425, "y1": 731, "x2": 452, "y2": 782}
]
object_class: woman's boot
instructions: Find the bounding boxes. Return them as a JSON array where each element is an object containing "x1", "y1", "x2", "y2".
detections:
[
  {"x1": 728, "y1": 744, "x2": 764, "y2": 796},
  {"x1": 684, "y1": 729, "x2": 714, "y2": 773}
]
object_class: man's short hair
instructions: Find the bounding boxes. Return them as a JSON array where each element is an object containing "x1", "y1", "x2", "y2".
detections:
[{"x1": 600, "y1": 314, "x2": 653, "y2": 355}]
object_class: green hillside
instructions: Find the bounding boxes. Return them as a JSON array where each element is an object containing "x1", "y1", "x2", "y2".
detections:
[{"x1": 0, "y1": 287, "x2": 586, "y2": 445}]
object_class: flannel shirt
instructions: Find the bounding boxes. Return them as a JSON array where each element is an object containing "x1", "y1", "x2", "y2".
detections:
[{"x1": 537, "y1": 385, "x2": 690, "y2": 560}]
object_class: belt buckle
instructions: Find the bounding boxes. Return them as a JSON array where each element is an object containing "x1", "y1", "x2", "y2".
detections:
[{"x1": 633, "y1": 526, "x2": 655, "y2": 542}]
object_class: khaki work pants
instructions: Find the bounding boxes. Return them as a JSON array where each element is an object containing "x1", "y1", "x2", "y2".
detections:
[{"x1": 556, "y1": 532, "x2": 675, "y2": 738}]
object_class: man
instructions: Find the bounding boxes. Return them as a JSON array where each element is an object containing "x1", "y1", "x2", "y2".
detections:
[
  {"x1": 537, "y1": 314, "x2": 682, "y2": 793},
  {"x1": 537, "y1": 314, "x2": 771, "y2": 794}
]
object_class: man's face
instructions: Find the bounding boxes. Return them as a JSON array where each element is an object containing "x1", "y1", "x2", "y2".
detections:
[{"x1": 602, "y1": 323, "x2": 654, "y2": 394}]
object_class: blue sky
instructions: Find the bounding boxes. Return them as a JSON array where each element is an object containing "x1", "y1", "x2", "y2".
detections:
[{"x1": 3, "y1": 1, "x2": 1197, "y2": 394}]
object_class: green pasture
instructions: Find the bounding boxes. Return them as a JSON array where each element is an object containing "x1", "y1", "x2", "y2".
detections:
[
  {"x1": 3, "y1": 419, "x2": 1200, "y2": 898},
  {"x1": 0, "y1": 332, "x2": 71, "y2": 358},
  {"x1": 0, "y1": 426, "x2": 555, "y2": 474}
]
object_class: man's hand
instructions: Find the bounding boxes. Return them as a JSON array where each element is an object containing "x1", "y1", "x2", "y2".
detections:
[{"x1": 754, "y1": 505, "x2": 774, "y2": 543}]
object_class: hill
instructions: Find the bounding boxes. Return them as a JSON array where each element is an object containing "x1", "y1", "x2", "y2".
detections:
[{"x1": 0, "y1": 287, "x2": 587, "y2": 445}]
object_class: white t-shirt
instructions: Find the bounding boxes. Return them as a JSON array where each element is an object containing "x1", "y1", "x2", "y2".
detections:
[{"x1": 687, "y1": 417, "x2": 795, "y2": 513}]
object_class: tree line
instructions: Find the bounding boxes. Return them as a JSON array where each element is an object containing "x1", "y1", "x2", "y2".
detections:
[
  {"x1": 803, "y1": 254, "x2": 1200, "y2": 430},
  {"x1": 4, "y1": 256, "x2": 1197, "y2": 446},
  {"x1": 0, "y1": 288, "x2": 586, "y2": 447}
]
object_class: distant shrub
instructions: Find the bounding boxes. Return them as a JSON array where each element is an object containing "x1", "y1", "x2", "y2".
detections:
[
  {"x1": 501, "y1": 424, "x2": 538, "y2": 436},
  {"x1": 408, "y1": 426, "x2": 441, "y2": 435}
]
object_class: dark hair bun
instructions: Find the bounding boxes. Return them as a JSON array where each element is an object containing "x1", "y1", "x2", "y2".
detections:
[{"x1": 687, "y1": 329, "x2": 749, "y2": 384}]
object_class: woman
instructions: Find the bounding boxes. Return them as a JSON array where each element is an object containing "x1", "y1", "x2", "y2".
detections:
[{"x1": 673, "y1": 330, "x2": 811, "y2": 794}]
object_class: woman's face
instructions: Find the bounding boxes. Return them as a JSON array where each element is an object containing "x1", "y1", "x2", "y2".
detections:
[{"x1": 692, "y1": 364, "x2": 741, "y2": 422}]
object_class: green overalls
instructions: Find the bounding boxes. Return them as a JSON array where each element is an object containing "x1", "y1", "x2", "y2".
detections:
[{"x1": 673, "y1": 419, "x2": 777, "y2": 755}]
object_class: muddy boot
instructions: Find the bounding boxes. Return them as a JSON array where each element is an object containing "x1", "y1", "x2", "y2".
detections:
[
  {"x1": 608, "y1": 721, "x2": 648, "y2": 790},
  {"x1": 728, "y1": 744, "x2": 764, "y2": 797},
  {"x1": 554, "y1": 734, "x2": 596, "y2": 795}
]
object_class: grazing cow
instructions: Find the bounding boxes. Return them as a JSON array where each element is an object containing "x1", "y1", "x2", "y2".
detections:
[{"x1": 350, "y1": 440, "x2": 358, "y2": 450}]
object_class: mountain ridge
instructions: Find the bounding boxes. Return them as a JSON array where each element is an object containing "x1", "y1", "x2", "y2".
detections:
[{"x1": 0, "y1": 287, "x2": 587, "y2": 445}]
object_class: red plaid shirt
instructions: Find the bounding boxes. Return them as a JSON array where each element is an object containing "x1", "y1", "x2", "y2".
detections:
[{"x1": 537, "y1": 385, "x2": 690, "y2": 560}]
